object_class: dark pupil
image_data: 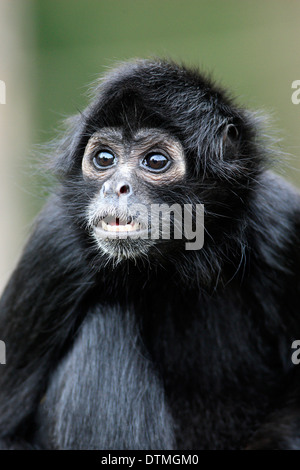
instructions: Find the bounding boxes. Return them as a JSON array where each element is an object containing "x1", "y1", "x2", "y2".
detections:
[
  {"x1": 95, "y1": 151, "x2": 114, "y2": 167},
  {"x1": 146, "y1": 154, "x2": 168, "y2": 170}
]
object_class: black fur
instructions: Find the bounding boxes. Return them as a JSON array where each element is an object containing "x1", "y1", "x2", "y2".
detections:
[{"x1": 1, "y1": 59, "x2": 300, "y2": 449}]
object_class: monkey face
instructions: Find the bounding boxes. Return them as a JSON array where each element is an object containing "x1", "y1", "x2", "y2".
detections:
[
  {"x1": 54, "y1": 60, "x2": 263, "y2": 267},
  {"x1": 81, "y1": 127, "x2": 187, "y2": 261}
]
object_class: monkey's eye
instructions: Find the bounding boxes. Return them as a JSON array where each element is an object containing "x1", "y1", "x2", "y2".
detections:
[
  {"x1": 93, "y1": 151, "x2": 115, "y2": 169},
  {"x1": 142, "y1": 153, "x2": 170, "y2": 172}
]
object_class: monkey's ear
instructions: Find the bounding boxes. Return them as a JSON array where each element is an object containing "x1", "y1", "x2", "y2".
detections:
[
  {"x1": 219, "y1": 122, "x2": 241, "y2": 160},
  {"x1": 222, "y1": 123, "x2": 239, "y2": 146}
]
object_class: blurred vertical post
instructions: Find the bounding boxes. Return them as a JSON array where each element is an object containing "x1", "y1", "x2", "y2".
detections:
[{"x1": 0, "y1": 0, "x2": 35, "y2": 293}]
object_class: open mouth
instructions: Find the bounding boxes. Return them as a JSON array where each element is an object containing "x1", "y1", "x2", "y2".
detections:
[
  {"x1": 99, "y1": 215, "x2": 144, "y2": 232},
  {"x1": 94, "y1": 214, "x2": 148, "y2": 239}
]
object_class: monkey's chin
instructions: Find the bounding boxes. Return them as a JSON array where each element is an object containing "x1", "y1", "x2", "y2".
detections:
[{"x1": 91, "y1": 228, "x2": 156, "y2": 264}]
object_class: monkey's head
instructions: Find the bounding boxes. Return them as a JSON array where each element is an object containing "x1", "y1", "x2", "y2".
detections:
[{"x1": 53, "y1": 59, "x2": 266, "y2": 268}]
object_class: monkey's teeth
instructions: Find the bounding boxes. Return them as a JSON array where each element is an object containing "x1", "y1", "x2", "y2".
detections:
[{"x1": 99, "y1": 220, "x2": 141, "y2": 232}]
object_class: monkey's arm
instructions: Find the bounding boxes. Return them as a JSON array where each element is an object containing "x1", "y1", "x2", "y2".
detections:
[
  {"x1": 247, "y1": 189, "x2": 300, "y2": 450},
  {"x1": 239, "y1": 175, "x2": 300, "y2": 449},
  {"x1": 0, "y1": 194, "x2": 95, "y2": 444}
]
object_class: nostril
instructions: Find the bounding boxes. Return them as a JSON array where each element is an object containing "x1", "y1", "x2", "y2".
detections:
[
  {"x1": 118, "y1": 184, "x2": 131, "y2": 196},
  {"x1": 119, "y1": 185, "x2": 129, "y2": 194}
]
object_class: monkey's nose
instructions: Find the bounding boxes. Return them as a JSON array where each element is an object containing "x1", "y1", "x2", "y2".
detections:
[{"x1": 116, "y1": 182, "x2": 132, "y2": 197}]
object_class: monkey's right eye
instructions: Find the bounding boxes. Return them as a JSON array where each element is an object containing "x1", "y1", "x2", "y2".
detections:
[{"x1": 93, "y1": 151, "x2": 115, "y2": 169}]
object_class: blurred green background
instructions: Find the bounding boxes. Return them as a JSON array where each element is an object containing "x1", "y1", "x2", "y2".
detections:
[{"x1": 1, "y1": 0, "x2": 300, "y2": 289}]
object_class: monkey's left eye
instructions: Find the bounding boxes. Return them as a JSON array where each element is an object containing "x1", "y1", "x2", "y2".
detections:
[
  {"x1": 142, "y1": 153, "x2": 170, "y2": 172},
  {"x1": 93, "y1": 151, "x2": 115, "y2": 169}
]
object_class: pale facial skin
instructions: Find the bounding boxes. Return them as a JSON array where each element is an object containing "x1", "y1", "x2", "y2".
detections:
[{"x1": 82, "y1": 127, "x2": 186, "y2": 239}]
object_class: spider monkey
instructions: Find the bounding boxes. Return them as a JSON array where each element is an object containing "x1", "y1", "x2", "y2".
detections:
[{"x1": 1, "y1": 59, "x2": 300, "y2": 450}]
